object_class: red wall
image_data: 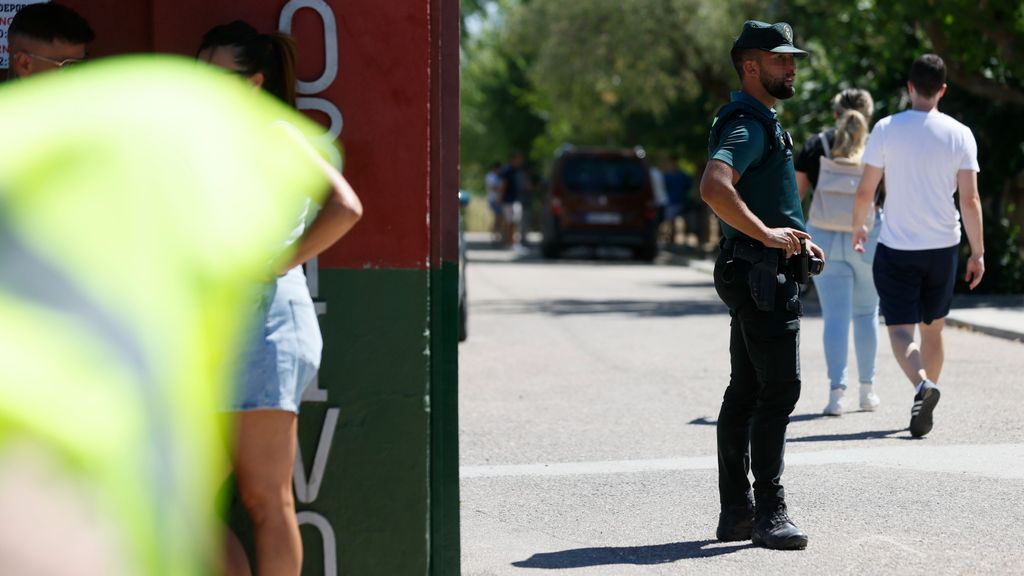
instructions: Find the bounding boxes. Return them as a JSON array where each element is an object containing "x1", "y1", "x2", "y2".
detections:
[{"x1": 61, "y1": 0, "x2": 431, "y2": 269}]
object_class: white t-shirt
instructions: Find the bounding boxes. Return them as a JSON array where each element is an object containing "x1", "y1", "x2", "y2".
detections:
[
  {"x1": 862, "y1": 109, "x2": 979, "y2": 250},
  {"x1": 273, "y1": 121, "x2": 322, "y2": 271}
]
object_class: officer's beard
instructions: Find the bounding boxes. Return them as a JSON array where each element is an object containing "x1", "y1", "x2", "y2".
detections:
[{"x1": 761, "y1": 74, "x2": 795, "y2": 100}]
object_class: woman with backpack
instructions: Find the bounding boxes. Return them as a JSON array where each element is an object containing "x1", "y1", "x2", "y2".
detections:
[{"x1": 794, "y1": 89, "x2": 882, "y2": 416}]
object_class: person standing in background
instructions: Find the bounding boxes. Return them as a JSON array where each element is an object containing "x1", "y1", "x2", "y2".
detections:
[
  {"x1": 485, "y1": 161, "x2": 504, "y2": 244},
  {"x1": 7, "y1": 2, "x2": 93, "y2": 80},
  {"x1": 498, "y1": 151, "x2": 524, "y2": 249},
  {"x1": 649, "y1": 154, "x2": 669, "y2": 242},
  {"x1": 663, "y1": 156, "x2": 692, "y2": 246},
  {"x1": 517, "y1": 163, "x2": 534, "y2": 251}
]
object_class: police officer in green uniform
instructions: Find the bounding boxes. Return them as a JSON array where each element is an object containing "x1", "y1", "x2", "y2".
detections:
[{"x1": 699, "y1": 20, "x2": 825, "y2": 550}]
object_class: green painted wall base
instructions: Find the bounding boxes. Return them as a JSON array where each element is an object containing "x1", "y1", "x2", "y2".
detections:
[
  {"x1": 303, "y1": 268, "x2": 432, "y2": 575},
  {"x1": 227, "y1": 266, "x2": 459, "y2": 575}
]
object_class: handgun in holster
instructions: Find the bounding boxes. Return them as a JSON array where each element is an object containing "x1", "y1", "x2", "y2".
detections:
[{"x1": 730, "y1": 240, "x2": 783, "y2": 312}]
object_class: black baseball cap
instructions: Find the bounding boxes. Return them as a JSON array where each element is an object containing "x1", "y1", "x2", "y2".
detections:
[{"x1": 732, "y1": 20, "x2": 808, "y2": 58}]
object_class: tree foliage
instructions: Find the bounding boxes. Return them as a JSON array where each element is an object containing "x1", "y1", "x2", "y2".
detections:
[
  {"x1": 460, "y1": 2, "x2": 547, "y2": 189},
  {"x1": 499, "y1": 0, "x2": 761, "y2": 163}
]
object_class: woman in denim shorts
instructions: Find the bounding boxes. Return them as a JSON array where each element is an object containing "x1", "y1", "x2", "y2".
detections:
[{"x1": 199, "y1": 21, "x2": 363, "y2": 576}]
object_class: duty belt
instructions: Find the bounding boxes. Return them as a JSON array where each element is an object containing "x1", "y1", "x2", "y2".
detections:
[
  {"x1": 720, "y1": 236, "x2": 800, "y2": 314},
  {"x1": 720, "y1": 237, "x2": 786, "y2": 272}
]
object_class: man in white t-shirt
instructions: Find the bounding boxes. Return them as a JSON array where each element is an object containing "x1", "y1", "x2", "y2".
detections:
[{"x1": 852, "y1": 53, "x2": 984, "y2": 439}]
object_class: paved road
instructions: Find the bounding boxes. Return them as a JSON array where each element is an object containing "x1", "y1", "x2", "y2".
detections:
[{"x1": 459, "y1": 238, "x2": 1024, "y2": 576}]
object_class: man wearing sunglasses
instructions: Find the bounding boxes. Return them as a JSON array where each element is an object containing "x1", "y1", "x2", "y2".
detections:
[{"x1": 8, "y1": 2, "x2": 94, "y2": 79}]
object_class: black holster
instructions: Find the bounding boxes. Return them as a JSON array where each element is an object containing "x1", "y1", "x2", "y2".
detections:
[{"x1": 728, "y1": 239, "x2": 783, "y2": 312}]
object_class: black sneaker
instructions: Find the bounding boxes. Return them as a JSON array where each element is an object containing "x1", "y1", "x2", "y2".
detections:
[
  {"x1": 751, "y1": 504, "x2": 808, "y2": 550},
  {"x1": 716, "y1": 502, "x2": 754, "y2": 542},
  {"x1": 909, "y1": 380, "x2": 941, "y2": 438}
]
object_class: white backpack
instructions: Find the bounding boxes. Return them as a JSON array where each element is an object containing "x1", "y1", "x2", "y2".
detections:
[{"x1": 807, "y1": 133, "x2": 873, "y2": 232}]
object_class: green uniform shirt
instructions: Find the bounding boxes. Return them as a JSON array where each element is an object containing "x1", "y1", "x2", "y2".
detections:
[{"x1": 709, "y1": 91, "x2": 805, "y2": 239}]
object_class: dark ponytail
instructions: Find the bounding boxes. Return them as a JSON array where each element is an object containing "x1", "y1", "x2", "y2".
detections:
[
  {"x1": 264, "y1": 33, "x2": 298, "y2": 107},
  {"x1": 198, "y1": 20, "x2": 298, "y2": 107}
]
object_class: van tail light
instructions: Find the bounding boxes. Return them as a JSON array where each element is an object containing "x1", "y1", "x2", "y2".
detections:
[
  {"x1": 644, "y1": 200, "x2": 657, "y2": 220},
  {"x1": 550, "y1": 197, "x2": 562, "y2": 216}
]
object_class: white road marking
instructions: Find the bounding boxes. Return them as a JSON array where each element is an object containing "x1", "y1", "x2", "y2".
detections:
[{"x1": 461, "y1": 443, "x2": 1024, "y2": 481}]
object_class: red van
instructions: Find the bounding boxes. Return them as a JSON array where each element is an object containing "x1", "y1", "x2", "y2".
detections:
[{"x1": 541, "y1": 146, "x2": 658, "y2": 260}]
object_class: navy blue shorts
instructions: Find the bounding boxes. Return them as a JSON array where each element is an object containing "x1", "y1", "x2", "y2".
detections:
[{"x1": 872, "y1": 243, "x2": 958, "y2": 325}]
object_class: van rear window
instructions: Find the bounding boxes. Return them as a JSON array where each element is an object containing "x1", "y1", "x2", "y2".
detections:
[{"x1": 562, "y1": 157, "x2": 647, "y2": 194}]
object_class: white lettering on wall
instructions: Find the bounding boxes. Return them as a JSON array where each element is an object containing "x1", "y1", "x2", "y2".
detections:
[
  {"x1": 293, "y1": 407, "x2": 340, "y2": 504},
  {"x1": 280, "y1": 0, "x2": 344, "y2": 168},
  {"x1": 281, "y1": 1, "x2": 343, "y2": 574},
  {"x1": 297, "y1": 96, "x2": 344, "y2": 143},
  {"x1": 297, "y1": 511, "x2": 339, "y2": 575},
  {"x1": 280, "y1": 0, "x2": 338, "y2": 93},
  {"x1": 282, "y1": 0, "x2": 344, "y2": 322}
]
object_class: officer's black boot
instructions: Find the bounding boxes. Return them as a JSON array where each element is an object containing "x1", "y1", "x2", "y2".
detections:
[
  {"x1": 751, "y1": 502, "x2": 808, "y2": 550},
  {"x1": 715, "y1": 500, "x2": 754, "y2": 541}
]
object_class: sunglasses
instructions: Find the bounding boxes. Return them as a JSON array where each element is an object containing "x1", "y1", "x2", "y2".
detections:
[{"x1": 22, "y1": 51, "x2": 87, "y2": 68}]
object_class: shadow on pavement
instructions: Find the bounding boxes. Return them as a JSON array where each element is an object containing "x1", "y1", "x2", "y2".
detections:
[
  {"x1": 787, "y1": 428, "x2": 908, "y2": 443},
  {"x1": 468, "y1": 250, "x2": 647, "y2": 266},
  {"x1": 788, "y1": 412, "x2": 840, "y2": 423},
  {"x1": 690, "y1": 417, "x2": 908, "y2": 443},
  {"x1": 950, "y1": 293, "x2": 1024, "y2": 309},
  {"x1": 688, "y1": 412, "x2": 831, "y2": 427},
  {"x1": 474, "y1": 298, "x2": 727, "y2": 318},
  {"x1": 659, "y1": 281, "x2": 718, "y2": 290},
  {"x1": 511, "y1": 540, "x2": 754, "y2": 569},
  {"x1": 467, "y1": 238, "x2": 512, "y2": 251},
  {"x1": 468, "y1": 239, "x2": 671, "y2": 265}
]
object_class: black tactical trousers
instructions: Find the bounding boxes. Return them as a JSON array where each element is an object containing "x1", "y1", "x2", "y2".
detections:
[{"x1": 712, "y1": 246, "x2": 802, "y2": 510}]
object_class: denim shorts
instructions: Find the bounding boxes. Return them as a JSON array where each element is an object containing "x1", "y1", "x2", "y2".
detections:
[
  {"x1": 873, "y1": 242, "x2": 958, "y2": 326},
  {"x1": 232, "y1": 267, "x2": 322, "y2": 413}
]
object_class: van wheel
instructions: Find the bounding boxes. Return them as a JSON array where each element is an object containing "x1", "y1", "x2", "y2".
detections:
[
  {"x1": 541, "y1": 242, "x2": 561, "y2": 259},
  {"x1": 458, "y1": 290, "x2": 468, "y2": 342},
  {"x1": 633, "y1": 244, "x2": 657, "y2": 261}
]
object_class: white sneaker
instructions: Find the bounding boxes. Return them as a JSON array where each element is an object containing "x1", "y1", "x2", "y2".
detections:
[
  {"x1": 823, "y1": 388, "x2": 844, "y2": 416},
  {"x1": 859, "y1": 384, "x2": 881, "y2": 411}
]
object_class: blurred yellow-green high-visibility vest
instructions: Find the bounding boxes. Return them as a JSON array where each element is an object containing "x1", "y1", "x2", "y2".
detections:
[{"x1": 0, "y1": 55, "x2": 333, "y2": 575}]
